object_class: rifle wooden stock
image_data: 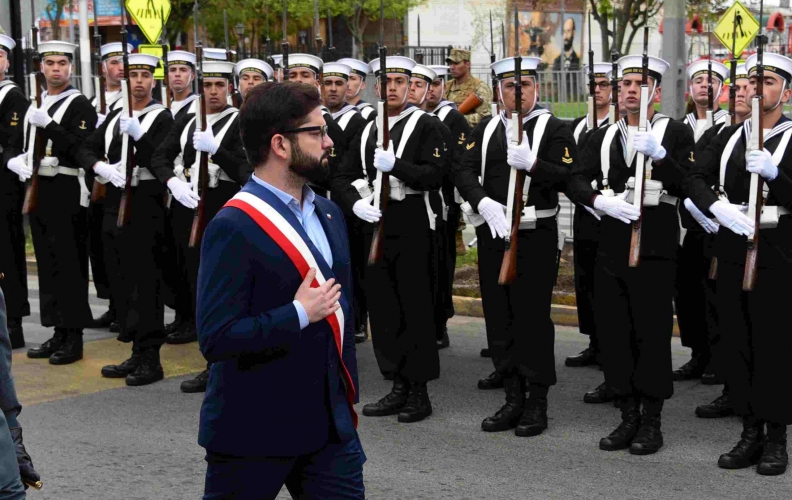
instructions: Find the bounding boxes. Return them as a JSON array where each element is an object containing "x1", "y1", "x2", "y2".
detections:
[
  {"x1": 498, "y1": 169, "x2": 525, "y2": 285},
  {"x1": 22, "y1": 73, "x2": 44, "y2": 215},
  {"x1": 368, "y1": 46, "x2": 389, "y2": 266},
  {"x1": 458, "y1": 92, "x2": 484, "y2": 115},
  {"x1": 91, "y1": 181, "x2": 107, "y2": 203},
  {"x1": 189, "y1": 46, "x2": 209, "y2": 249},
  {"x1": 708, "y1": 256, "x2": 718, "y2": 280},
  {"x1": 628, "y1": 28, "x2": 650, "y2": 268},
  {"x1": 743, "y1": 28, "x2": 765, "y2": 290},
  {"x1": 117, "y1": 12, "x2": 134, "y2": 228}
]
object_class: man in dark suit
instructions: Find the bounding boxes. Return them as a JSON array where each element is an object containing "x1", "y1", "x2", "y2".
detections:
[{"x1": 196, "y1": 81, "x2": 364, "y2": 499}]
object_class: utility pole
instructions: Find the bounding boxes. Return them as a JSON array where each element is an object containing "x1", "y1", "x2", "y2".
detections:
[
  {"x1": 10, "y1": 0, "x2": 25, "y2": 85},
  {"x1": 79, "y1": 0, "x2": 91, "y2": 97},
  {"x1": 660, "y1": 0, "x2": 686, "y2": 118}
]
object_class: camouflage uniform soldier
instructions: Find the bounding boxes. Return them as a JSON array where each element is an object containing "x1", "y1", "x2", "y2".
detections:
[{"x1": 444, "y1": 49, "x2": 492, "y2": 128}]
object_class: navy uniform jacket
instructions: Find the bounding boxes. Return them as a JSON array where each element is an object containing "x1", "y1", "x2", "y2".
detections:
[{"x1": 196, "y1": 179, "x2": 359, "y2": 458}]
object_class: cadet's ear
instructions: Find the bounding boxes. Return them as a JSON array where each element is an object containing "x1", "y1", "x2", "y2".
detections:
[
  {"x1": 653, "y1": 85, "x2": 662, "y2": 104},
  {"x1": 782, "y1": 84, "x2": 792, "y2": 104}
]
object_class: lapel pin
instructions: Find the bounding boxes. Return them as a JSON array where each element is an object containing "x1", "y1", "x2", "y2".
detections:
[{"x1": 327, "y1": 213, "x2": 332, "y2": 220}]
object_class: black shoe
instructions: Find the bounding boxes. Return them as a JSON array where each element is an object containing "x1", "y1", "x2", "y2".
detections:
[
  {"x1": 363, "y1": 377, "x2": 410, "y2": 417},
  {"x1": 600, "y1": 398, "x2": 641, "y2": 451},
  {"x1": 101, "y1": 350, "x2": 144, "y2": 378},
  {"x1": 718, "y1": 418, "x2": 765, "y2": 469},
  {"x1": 477, "y1": 370, "x2": 505, "y2": 390},
  {"x1": 515, "y1": 397, "x2": 548, "y2": 437},
  {"x1": 482, "y1": 376, "x2": 524, "y2": 432},
  {"x1": 629, "y1": 400, "x2": 664, "y2": 455},
  {"x1": 181, "y1": 369, "x2": 210, "y2": 393},
  {"x1": 7, "y1": 318, "x2": 25, "y2": 349},
  {"x1": 116, "y1": 326, "x2": 134, "y2": 343},
  {"x1": 354, "y1": 324, "x2": 368, "y2": 344},
  {"x1": 397, "y1": 382, "x2": 433, "y2": 423},
  {"x1": 565, "y1": 347, "x2": 598, "y2": 367},
  {"x1": 109, "y1": 321, "x2": 121, "y2": 334},
  {"x1": 49, "y1": 332, "x2": 83, "y2": 365},
  {"x1": 695, "y1": 394, "x2": 734, "y2": 419},
  {"x1": 584, "y1": 382, "x2": 614, "y2": 404},
  {"x1": 701, "y1": 372, "x2": 725, "y2": 385},
  {"x1": 672, "y1": 355, "x2": 707, "y2": 381},
  {"x1": 26, "y1": 329, "x2": 67, "y2": 359},
  {"x1": 757, "y1": 424, "x2": 788, "y2": 476},
  {"x1": 480, "y1": 348, "x2": 491, "y2": 358},
  {"x1": 89, "y1": 309, "x2": 116, "y2": 329},
  {"x1": 165, "y1": 321, "x2": 197, "y2": 345},
  {"x1": 164, "y1": 315, "x2": 184, "y2": 336},
  {"x1": 126, "y1": 348, "x2": 164, "y2": 386},
  {"x1": 437, "y1": 327, "x2": 450, "y2": 349},
  {"x1": 8, "y1": 427, "x2": 41, "y2": 490}
]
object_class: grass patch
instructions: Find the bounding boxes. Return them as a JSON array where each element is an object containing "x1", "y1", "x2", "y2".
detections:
[
  {"x1": 455, "y1": 247, "x2": 478, "y2": 268},
  {"x1": 25, "y1": 231, "x2": 34, "y2": 256}
]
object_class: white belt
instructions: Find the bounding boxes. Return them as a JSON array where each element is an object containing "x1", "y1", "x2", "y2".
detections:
[
  {"x1": 535, "y1": 208, "x2": 557, "y2": 218},
  {"x1": 137, "y1": 168, "x2": 156, "y2": 181},
  {"x1": 405, "y1": 187, "x2": 423, "y2": 195},
  {"x1": 659, "y1": 194, "x2": 679, "y2": 206},
  {"x1": 38, "y1": 165, "x2": 79, "y2": 177}
]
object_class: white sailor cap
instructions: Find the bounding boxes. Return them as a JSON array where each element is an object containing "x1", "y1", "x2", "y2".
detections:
[
  {"x1": 428, "y1": 65, "x2": 451, "y2": 80},
  {"x1": 411, "y1": 64, "x2": 437, "y2": 84},
  {"x1": 287, "y1": 54, "x2": 323, "y2": 76},
  {"x1": 271, "y1": 54, "x2": 283, "y2": 69},
  {"x1": 202, "y1": 61, "x2": 235, "y2": 79},
  {"x1": 204, "y1": 48, "x2": 236, "y2": 61},
  {"x1": 618, "y1": 55, "x2": 670, "y2": 82},
  {"x1": 490, "y1": 56, "x2": 542, "y2": 80},
  {"x1": 337, "y1": 58, "x2": 369, "y2": 77},
  {"x1": 168, "y1": 50, "x2": 196, "y2": 68},
  {"x1": 100, "y1": 42, "x2": 134, "y2": 60},
  {"x1": 235, "y1": 59, "x2": 273, "y2": 80},
  {"x1": 606, "y1": 66, "x2": 623, "y2": 82},
  {"x1": 369, "y1": 56, "x2": 416, "y2": 78},
  {"x1": 323, "y1": 63, "x2": 351, "y2": 80},
  {"x1": 746, "y1": 52, "x2": 792, "y2": 82},
  {"x1": 584, "y1": 62, "x2": 612, "y2": 79},
  {"x1": 735, "y1": 64, "x2": 748, "y2": 81},
  {"x1": 38, "y1": 41, "x2": 78, "y2": 60},
  {"x1": 127, "y1": 54, "x2": 160, "y2": 72},
  {"x1": 686, "y1": 58, "x2": 729, "y2": 83},
  {"x1": 0, "y1": 34, "x2": 16, "y2": 55}
]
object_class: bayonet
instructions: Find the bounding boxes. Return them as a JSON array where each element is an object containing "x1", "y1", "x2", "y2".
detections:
[
  {"x1": 368, "y1": 0, "x2": 389, "y2": 266},
  {"x1": 587, "y1": 11, "x2": 597, "y2": 131},
  {"x1": 282, "y1": 0, "x2": 289, "y2": 81}
]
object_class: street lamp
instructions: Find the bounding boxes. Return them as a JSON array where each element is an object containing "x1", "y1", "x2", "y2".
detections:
[{"x1": 235, "y1": 23, "x2": 245, "y2": 58}]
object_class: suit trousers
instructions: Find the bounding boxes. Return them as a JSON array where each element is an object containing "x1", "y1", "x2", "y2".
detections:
[{"x1": 0, "y1": 411, "x2": 24, "y2": 500}]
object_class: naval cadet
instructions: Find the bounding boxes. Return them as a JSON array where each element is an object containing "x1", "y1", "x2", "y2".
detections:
[
  {"x1": 235, "y1": 58, "x2": 274, "y2": 100},
  {"x1": 338, "y1": 58, "x2": 377, "y2": 121}
]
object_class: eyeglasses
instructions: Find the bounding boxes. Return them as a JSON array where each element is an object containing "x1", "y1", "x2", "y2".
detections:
[
  {"x1": 282, "y1": 125, "x2": 328, "y2": 140},
  {"x1": 594, "y1": 82, "x2": 611, "y2": 90}
]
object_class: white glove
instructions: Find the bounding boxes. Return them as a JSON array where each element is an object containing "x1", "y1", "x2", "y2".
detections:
[
  {"x1": 506, "y1": 131, "x2": 535, "y2": 171},
  {"x1": 167, "y1": 177, "x2": 200, "y2": 209},
  {"x1": 684, "y1": 198, "x2": 719, "y2": 234},
  {"x1": 477, "y1": 197, "x2": 509, "y2": 239},
  {"x1": 94, "y1": 161, "x2": 125, "y2": 188},
  {"x1": 373, "y1": 140, "x2": 396, "y2": 173},
  {"x1": 352, "y1": 194, "x2": 381, "y2": 223},
  {"x1": 593, "y1": 191, "x2": 641, "y2": 224},
  {"x1": 96, "y1": 113, "x2": 107, "y2": 128},
  {"x1": 7, "y1": 153, "x2": 31, "y2": 180},
  {"x1": 709, "y1": 200, "x2": 754, "y2": 236},
  {"x1": 120, "y1": 115, "x2": 144, "y2": 141},
  {"x1": 632, "y1": 131, "x2": 666, "y2": 161},
  {"x1": 746, "y1": 149, "x2": 778, "y2": 181},
  {"x1": 29, "y1": 109, "x2": 52, "y2": 128},
  {"x1": 193, "y1": 127, "x2": 220, "y2": 155}
]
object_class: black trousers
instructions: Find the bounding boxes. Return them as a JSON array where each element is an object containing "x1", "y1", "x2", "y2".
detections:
[
  {"x1": 345, "y1": 215, "x2": 369, "y2": 333},
  {"x1": 88, "y1": 198, "x2": 111, "y2": 300},
  {"x1": 29, "y1": 176, "x2": 92, "y2": 329},
  {"x1": 717, "y1": 261, "x2": 792, "y2": 424},
  {"x1": 442, "y1": 205, "x2": 461, "y2": 323},
  {"x1": 573, "y1": 237, "x2": 598, "y2": 341},
  {"x1": 476, "y1": 221, "x2": 558, "y2": 387},
  {"x1": 594, "y1": 255, "x2": 675, "y2": 400},
  {"x1": 0, "y1": 176, "x2": 29, "y2": 319},
  {"x1": 675, "y1": 231, "x2": 718, "y2": 359}
]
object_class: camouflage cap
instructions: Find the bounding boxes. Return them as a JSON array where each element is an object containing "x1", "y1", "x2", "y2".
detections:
[{"x1": 446, "y1": 48, "x2": 471, "y2": 64}]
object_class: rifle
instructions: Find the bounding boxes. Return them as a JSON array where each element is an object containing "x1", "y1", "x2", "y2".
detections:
[
  {"x1": 609, "y1": 13, "x2": 619, "y2": 124},
  {"x1": 368, "y1": 0, "x2": 389, "y2": 266},
  {"x1": 161, "y1": 6, "x2": 171, "y2": 109},
  {"x1": 189, "y1": 44, "x2": 209, "y2": 248},
  {"x1": 223, "y1": 11, "x2": 240, "y2": 107},
  {"x1": 627, "y1": 27, "x2": 650, "y2": 268},
  {"x1": 489, "y1": 11, "x2": 498, "y2": 117},
  {"x1": 586, "y1": 11, "x2": 597, "y2": 131},
  {"x1": 706, "y1": 22, "x2": 714, "y2": 128},
  {"x1": 328, "y1": 10, "x2": 336, "y2": 62},
  {"x1": 416, "y1": 15, "x2": 423, "y2": 64},
  {"x1": 313, "y1": 0, "x2": 324, "y2": 57},
  {"x1": 281, "y1": 0, "x2": 289, "y2": 82},
  {"x1": 117, "y1": 1, "x2": 135, "y2": 228},
  {"x1": 90, "y1": 5, "x2": 107, "y2": 203},
  {"x1": 22, "y1": 0, "x2": 44, "y2": 215},
  {"x1": 743, "y1": 0, "x2": 765, "y2": 291},
  {"x1": 497, "y1": 8, "x2": 524, "y2": 285}
]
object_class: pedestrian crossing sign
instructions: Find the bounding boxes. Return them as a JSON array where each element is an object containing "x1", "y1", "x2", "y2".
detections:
[
  {"x1": 138, "y1": 44, "x2": 167, "y2": 80},
  {"x1": 125, "y1": 0, "x2": 171, "y2": 45},
  {"x1": 714, "y1": 1, "x2": 760, "y2": 58}
]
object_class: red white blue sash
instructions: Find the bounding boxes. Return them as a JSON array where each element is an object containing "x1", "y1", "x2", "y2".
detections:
[{"x1": 224, "y1": 191, "x2": 358, "y2": 427}]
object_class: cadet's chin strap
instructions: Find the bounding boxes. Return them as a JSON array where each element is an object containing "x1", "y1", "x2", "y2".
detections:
[
  {"x1": 417, "y1": 84, "x2": 429, "y2": 106},
  {"x1": 626, "y1": 81, "x2": 658, "y2": 115},
  {"x1": 377, "y1": 75, "x2": 410, "y2": 106},
  {"x1": 767, "y1": 77, "x2": 789, "y2": 112},
  {"x1": 687, "y1": 80, "x2": 724, "y2": 111},
  {"x1": 349, "y1": 77, "x2": 363, "y2": 99}
]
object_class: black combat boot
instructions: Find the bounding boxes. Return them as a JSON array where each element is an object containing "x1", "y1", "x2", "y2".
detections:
[
  {"x1": 109, "y1": 321, "x2": 121, "y2": 334},
  {"x1": 584, "y1": 382, "x2": 614, "y2": 404},
  {"x1": 89, "y1": 309, "x2": 116, "y2": 329},
  {"x1": 477, "y1": 370, "x2": 505, "y2": 390},
  {"x1": 757, "y1": 423, "x2": 788, "y2": 476},
  {"x1": 718, "y1": 418, "x2": 765, "y2": 469},
  {"x1": 629, "y1": 399, "x2": 664, "y2": 455},
  {"x1": 101, "y1": 349, "x2": 144, "y2": 378},
  {"x1": 565, "y1": 337, "x2": 599, "y2": 367},
  {"x1": 672, "y1": 353, "x2": 708, "y2": 381},
  {"x1": 126, "y1": 348, "x2": 165, "y2": 386},
  {"x1": 166, "y1": 321, "x2": 197, "y2": 345},
  {"x1": 398, "y1": 382, "x2": 433, "y2": 423},
  {"x1": 49, "y1": 330, "x2": 84, "y2": 365},
  {"x1": 181, "y1": 368, "x2": 210, "y2": 393},
  {"x1": 480, "y1": 348, "x2": 491, "y2": 358},
  {"x1": 354, "y1": 324, "x2": 368, "y2": 344},
  {"x1": 600, "y1": 397, "x2": 641, "y2": 450},
  {"x1": 481, "y1": 376, "x2": 524, "y2": 432},
  {"x1": 436, "y1": 326, "x2": 450, "y2": 349},
  {"x1": 9, "y1": 427, "x2": 41, "y2": 490},
  {"x1": 515, "y1": 397, "x2": 548, "y2": 437},
  {"x1": 164, "y1": 313, "x2": 184, "y2": 336},
  {"x1": 362, "y1": 376, "x2": 410, "y2": 417},
  {"x1": 695, "y1": 393, "x2": 734, "y2": 419},
  {"x1": 27, "y1": 328, "x2": 67, "y2": 359},
  {"x1": 7, "y1": 318, "x2": 25, "y2": 349}
]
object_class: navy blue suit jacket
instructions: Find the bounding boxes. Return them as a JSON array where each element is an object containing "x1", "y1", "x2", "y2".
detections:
[{"x1": 196, "y1": 179, "x2": 359, "y2": 458}]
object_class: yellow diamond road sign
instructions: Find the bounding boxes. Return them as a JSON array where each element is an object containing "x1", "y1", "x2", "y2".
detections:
[
  {"x1": 126, "y1": 0, "x2": 171, "y2": 45},
  {"x1": 714, "y1": 0, "x2": 760, "y2": 58}
]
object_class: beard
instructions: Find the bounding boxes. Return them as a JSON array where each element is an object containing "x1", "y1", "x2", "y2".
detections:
[
  {"x1": 564, "y1": 38, "x2": 573, "y2": 52},
  {"x1": 289, "y1": 140, "x2": 328, "y2": 185}
]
